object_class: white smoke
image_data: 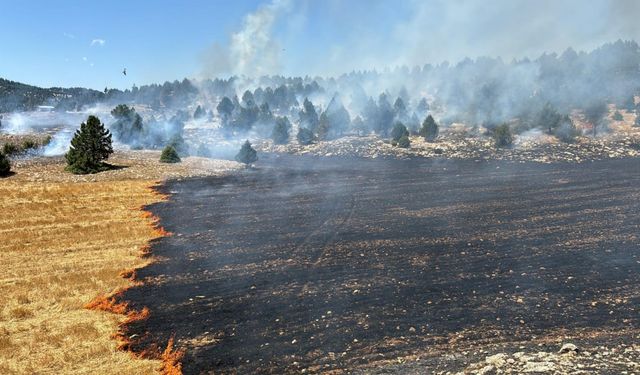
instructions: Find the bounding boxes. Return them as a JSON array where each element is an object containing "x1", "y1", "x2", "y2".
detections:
[
  {"x1": 3, "y1": 113, "x2": 30, "y2": 133},
  {"x1": 201, "y1": 0, "x2": 292, "y2": 78},
  {"x1": 201, "y1": 0, "x2": 640, "y2": 78},
  {"x1": 43, "y1": 129, "x2": 74, "y2": 156}
]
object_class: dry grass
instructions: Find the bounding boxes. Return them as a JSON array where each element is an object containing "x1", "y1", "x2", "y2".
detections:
[
  {"x1": 8, "y1": 150, "x2": 240, "y2": 183},
  {"x1": 0, "y1": 150, "x2": 238, "y2": 374},
  {"x1": 0, "y1": 179, "x2": 165, "y2": 374}
]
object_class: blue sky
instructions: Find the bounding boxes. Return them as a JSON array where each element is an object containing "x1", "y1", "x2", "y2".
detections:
[
  {"x1": 1, "y1": 0, "x2": 638, "y2": 90},
  {"x1": 0, "y1": 0, "x2": 265, "y2": 89}
]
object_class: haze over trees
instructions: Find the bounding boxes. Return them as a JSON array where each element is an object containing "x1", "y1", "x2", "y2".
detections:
[
  {"x1": 297, "y1": 127, "x2": 315, "y2": 145},
  {"x1": 271, "y1": 116, "x2": 291, "y2": 144},
  {"x1": 110, "y1": 104, "x2": 143, "y2": 145},
  {"x1": 3, "y1": 40, "x2": 640, "y2": 151},
  {"x1": 65, "y1": 116, "x2": 113, "y2": 174},
  {"x1": 584, "y1": 101, "x2": 609, "y2": 136}
]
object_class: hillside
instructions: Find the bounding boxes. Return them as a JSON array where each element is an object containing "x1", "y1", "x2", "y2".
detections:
[{"x1": 0, "y1": 78, "x2": 104, "y2": 112}]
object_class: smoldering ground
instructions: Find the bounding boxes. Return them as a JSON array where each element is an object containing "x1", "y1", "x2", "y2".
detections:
[{"x1": 119, "y1": 155, "x2": 640, "y2": 374}]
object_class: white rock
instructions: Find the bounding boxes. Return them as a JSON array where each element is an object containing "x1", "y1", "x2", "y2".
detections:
[
  {"x1": 522, "y1": 361, "x2": 555, "y2": 372},
  {"x1": 558, "y1": 343, "x2": 579, "y2": 354},
  {"x1": 476, "y1": 365, "x2": 496, "y2": 375},
  {"x1": 485, "y1": 353, "x2": 508, "y2": 367}
]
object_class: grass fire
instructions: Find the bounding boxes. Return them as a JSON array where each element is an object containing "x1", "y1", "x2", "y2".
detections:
[{"x1": 2, "y1": 1, "x2": 640, "y2": 374}]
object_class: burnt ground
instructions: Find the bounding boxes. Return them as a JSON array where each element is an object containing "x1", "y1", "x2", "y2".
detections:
[{"x1": 121, "y1": 155, "x2": 640, "y2": 374}]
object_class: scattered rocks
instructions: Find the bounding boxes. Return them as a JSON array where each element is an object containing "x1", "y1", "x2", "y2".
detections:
[
  {"x1": 457, "y1": 343, "x2": 640, "y2": 375},
  {"x1": 255, "y1": 132, "x2": 640, "y2": 164}
]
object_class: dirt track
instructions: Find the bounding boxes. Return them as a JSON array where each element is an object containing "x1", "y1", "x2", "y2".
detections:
[{"x1": 121, "y1": 155, "x2": 640, "y2": 374}]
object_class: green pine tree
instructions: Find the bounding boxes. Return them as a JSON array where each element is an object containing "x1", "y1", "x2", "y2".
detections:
[
  {"x1": 420, "y1": 115, "x2": 439, "y2": 141},
  {"x1": 317, "y1": 112, "x2": 331, "y2": 141},
  {"x1": 390, "y1": 122, "x2": 409, "y2": 142},
  {"x1": 297, "y1": 127, "x2": 315, "y2": 145},
  {"x1": 397, "y1": 134, "x2": 411, "y2": 148},
  {"x1": 159, "y1": 145, "x2": 181, "y2": 163},
  {"x1": 235, "y1": 140, "x2": 258, "y2": 166},
  {"x1": 65, "y1": 116, "x2": 113, "y2": 174},
  {"x1": 272, "y1": 117, "x2": 290, "y2": 144}
]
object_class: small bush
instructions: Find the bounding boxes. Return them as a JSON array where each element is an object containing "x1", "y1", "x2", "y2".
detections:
[
  {"x1": 160, "y1": 145, "x2": 181, "y2": 163},
  {"x1": 613, "y1": 111, "x2": 624, "y2": 121},
  {"x1": 493, "y1": 123, "x2": 514, "y2": 148},
  {"x1": 297, "y1": 127, "x2": 315, "y2": 145},
  {"x1": 0, "y1": 152, "x2": 11, "y2": 176},
  {"x1": 391, "y1": 122, "x2": 409, "y2": 143},
  {"x1": 21, "y1": 139, "x2": 37, "y2": 150},
  {"x1": 272, "y1": 117, "x2": 291, "y2": 145},
  {"x1": 555, "y1": 120, "x2": 580, "y2": 143},
  {"x1": 235, "y1": 140, "x2": 258, "y2": 166},
  {"x1": 396, "y1": 134, "x2": 411, "y2": 148},
  {"x1": 420, "y1": 115, "x2": 439, "y2": 141},
  {"x1": 2, "y1": 143, "x2": 18, "y2": 155}
]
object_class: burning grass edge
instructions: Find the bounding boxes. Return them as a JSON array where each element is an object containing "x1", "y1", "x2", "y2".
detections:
[{"x1": 84, "y1": 181, "x2": 185, "y2": 375}]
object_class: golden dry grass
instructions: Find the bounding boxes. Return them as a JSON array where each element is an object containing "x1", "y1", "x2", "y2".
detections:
[{"x1": 0, "y1": 179, "x2": 164, "y2": 374}]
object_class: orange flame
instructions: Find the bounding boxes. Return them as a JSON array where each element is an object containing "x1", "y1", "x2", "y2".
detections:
[
  {"x1": 160, "y1": 337, "x2": 185, "y2": 375},
  {"x1": 85, "y1": 293, "x2": 129, "y2": 315},
  {"x1": 84, "y1": 182, "x2": 183, "y2": 373}
]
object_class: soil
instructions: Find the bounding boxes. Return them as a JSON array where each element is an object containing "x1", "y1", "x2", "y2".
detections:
[
  {"x1": 5, "y1": 150, "x2": 241, "y2": 183},
  {"x1": 120, "y1": 154, "x2": 640, "y2": 374}
]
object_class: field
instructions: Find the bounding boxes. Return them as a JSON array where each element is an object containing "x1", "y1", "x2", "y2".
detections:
[
  {"x1": 0, "y1": 152, "x2": 238, "y2": 374},
  {"x1": 121, "y1": 155, "x2": 640, "y2": 374},
  {"x1": 0, "y1": 179, "x2": 162, "y2": 374}
]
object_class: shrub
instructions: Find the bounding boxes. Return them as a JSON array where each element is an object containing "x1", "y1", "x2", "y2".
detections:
[
  {"x1": 168, "y1": 134, "x2": 187, "y2": 155},
  {"x1": 193, "y1": 105, "x2": 206, "y2": 119},
  {"x1": 613, "y1": 111, "x2": 624, "y2": 121},
  {"x1": 420, "y1": 115, "x2": 439, "y2": 141},
  {"x1": 65, "y1": 115, "x2": 113, "y2": 174},
  {"x1": 272, "y1": 117, "x2": 291, "y2": 145},
  {"x1": 493, "y1": 123, "x2": 514, "y2": 148},
  {"x1": 21, "y1": 139, "x2": 37, "y2": 150},
  {"x1": 390, "y1": 122, "x2": 409, "y2": 143},
  {"x1": 584, "y1": 101, "x2": 608, "y2": 136},
  {"x1": 159, "y1": 145, "x2": 181, "y2": 163},
  {"x1": 555, "y1": 119, "x2": 580, "y2": 143},
  {"x1": 2, "y1": 142, "x2": 18, "y2": 155},
  {"x1": 297, "y1": 127, "x2": 315, "y2": 145},
  {"x1": 235, "y1": 140, "x2": 258, "y2": 166},
  {"x1": 0, "y1": 152, "x2": 10, "y2": 176},
  {"x1": 397, "y1": 134, "x2": 411, "y2": 148}
]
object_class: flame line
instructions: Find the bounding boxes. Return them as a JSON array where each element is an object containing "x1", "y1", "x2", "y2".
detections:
[{"x1": 84, "y1": 182, "x2": 183, "y2": 374}]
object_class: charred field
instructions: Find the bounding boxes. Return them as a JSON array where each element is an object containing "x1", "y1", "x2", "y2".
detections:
[{"x1": 121, "y1": 155, "x2": 640, "y2": 374}]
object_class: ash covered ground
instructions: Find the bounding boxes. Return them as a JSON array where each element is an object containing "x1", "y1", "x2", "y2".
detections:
[{"x1": 120, "y1": 154, "x2": 640, "y2": 374}]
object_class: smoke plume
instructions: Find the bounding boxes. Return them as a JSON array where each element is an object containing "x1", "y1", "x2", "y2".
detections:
[{"x1": 201, "y1": 0, "x2": 292, "y2": 78}]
